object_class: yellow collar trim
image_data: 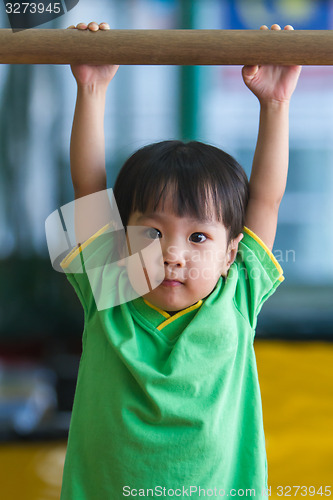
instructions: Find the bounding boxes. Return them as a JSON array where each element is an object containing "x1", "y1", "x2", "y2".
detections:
[
  {"x1": 143, "y1": 299, "x2": 170, "y2": 319},
  {"x1": 143, "y1": 299, "x2": 203, "y2": 331},
  {"x1": 157, "y1": 300, "x2": 203, "y2": 331}
]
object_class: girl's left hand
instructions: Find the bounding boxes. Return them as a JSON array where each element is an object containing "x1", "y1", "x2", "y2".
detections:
[{"x1": 242, "y1": 24, "x2": 302, "y2": 105}]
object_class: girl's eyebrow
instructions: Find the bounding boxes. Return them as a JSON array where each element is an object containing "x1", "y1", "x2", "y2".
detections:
[
  {"x1": 136, "y1": 212, "x2": 162, "y2": 222},
  {"x1": 136, "y1": 212, "x2": 219, "y2": 227}
]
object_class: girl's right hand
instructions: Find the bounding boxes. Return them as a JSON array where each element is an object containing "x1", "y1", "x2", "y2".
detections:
[
  {"x1": 68, "y1": 22, "x2": 119, "y2": 88},
  {"x1": 242, "y1": 24, "x2": 301, "y2": 105}
]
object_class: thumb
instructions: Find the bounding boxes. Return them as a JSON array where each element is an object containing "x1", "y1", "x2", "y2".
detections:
[{"x1": 242, "y1": 65, "x2": 259, "y2": 82}]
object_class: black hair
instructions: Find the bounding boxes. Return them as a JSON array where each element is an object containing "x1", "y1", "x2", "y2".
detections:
[{"x1": 113, "y1": 140, "x2": 249, "y2": 243}]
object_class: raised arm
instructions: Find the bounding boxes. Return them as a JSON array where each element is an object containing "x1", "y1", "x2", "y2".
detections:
[
  {"x1": 69, "y1": 22, "x2": 119, "y2": 244},
  {"x1": 242, "y1": 24, "x2": 301, "y2": 251}
]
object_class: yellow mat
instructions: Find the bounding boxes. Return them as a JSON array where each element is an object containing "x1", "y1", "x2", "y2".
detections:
[
  {"x1": 257, "y1": 340, "x2": 333, "y2": 499},
  {"x1": 0, "y1": 340, "x2": 332, "y2": 499}
]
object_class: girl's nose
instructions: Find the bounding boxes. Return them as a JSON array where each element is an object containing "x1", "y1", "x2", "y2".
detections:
[{"x1": 163, "y1": 244, "x2": 187, "y2": 268}]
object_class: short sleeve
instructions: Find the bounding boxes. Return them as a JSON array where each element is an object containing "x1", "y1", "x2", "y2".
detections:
[
  {"x1": 232, "y1": 226, "x2": 284, "y2": 330},
  {"x1": 60, "y1": 224, "x2": 153, "y2": 314},
  {"x1": 60, "y1": 224, "x2": 119, "y2": 315}
]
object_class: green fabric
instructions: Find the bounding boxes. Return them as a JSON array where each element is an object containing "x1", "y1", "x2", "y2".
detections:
[{"x1": 60, "y1": 229, "x2": 283, "y2": 499}]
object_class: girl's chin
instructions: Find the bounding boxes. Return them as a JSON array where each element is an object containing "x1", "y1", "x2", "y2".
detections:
[{"x1": 142, "y1": 290, "x2": 195, "y2": 313}]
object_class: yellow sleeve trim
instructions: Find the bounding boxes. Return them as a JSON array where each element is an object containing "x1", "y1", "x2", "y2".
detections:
[
  {"x1": 60, "y1": 223, "x2": 112, "y2": 270},
  {"x1": 157, "y1": 300, "x2": 203, "y2": 331},
  {"x1": 243, "y1": 226, "x2": 284, "y2": 282}
]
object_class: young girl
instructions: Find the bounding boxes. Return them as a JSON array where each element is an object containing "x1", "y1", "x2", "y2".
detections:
[{"x1": 58, "y1": 21, "x2": 301, "y2": 499}]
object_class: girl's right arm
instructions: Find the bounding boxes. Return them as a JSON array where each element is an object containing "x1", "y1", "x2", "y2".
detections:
[{"x1": 69, "y1": 22, "x2": 119, "y2": 244}]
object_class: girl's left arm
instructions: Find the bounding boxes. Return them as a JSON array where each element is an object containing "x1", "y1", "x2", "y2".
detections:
[{"x1": 243, "y1": 24, "x2": 301, "y2": 251}]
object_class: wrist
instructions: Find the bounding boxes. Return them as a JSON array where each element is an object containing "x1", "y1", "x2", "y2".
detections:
[
  {"x1": 77, "y1": 81, "x2": 109, "y2": 96},
  {"x1": 259, "y1": 98, "x2": 290, "y2": 111}
]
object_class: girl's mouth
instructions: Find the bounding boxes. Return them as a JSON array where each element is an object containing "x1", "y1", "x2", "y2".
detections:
[{"x1": 161, "y1": 279, "x2": 183, "y2": 287}]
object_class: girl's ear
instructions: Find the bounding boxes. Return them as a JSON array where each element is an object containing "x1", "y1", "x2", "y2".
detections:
[{"x1": 226, "y1": 232, "x2": 243, "y2": 268}]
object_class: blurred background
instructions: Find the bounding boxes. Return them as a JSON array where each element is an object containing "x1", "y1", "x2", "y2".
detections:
[{"x1": 0, "y1": 0, "x2": 332, "y2": 498}]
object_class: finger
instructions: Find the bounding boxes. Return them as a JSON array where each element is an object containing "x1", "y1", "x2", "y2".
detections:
[
  {"x1": 271, "y1": 24, "x2": 281, "y2": 30},
  {"x1": 260, "y1": 25, "x2": 268, "y2": 30},
  {"x1": 99, "y1": 22, "x2": 110, "y2": 30},
  {"x1": 284, "y1": 25, "x2": 294, "y2": 31},
  {"x1": 88, "y1": 22, "x2": 99, "y2": 32},
  {"x1": 76, "y1": 22, "x2": 88, "y2": 30},
  {"x1": 242, "y1": 65, "x2": 259, "y2": 79}
]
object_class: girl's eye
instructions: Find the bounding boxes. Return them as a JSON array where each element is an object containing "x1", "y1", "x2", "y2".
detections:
[
  {"x1": 190, "y1": 232, "x2": 207, "y2": 243},
  {"x1": 145, "y1": 227, "x2": 162, "y2": 239}
]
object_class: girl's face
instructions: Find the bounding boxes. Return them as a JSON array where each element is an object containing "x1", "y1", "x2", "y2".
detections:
[{"x1": 126, "y1": 195, "x2": 243, "y2": 313}]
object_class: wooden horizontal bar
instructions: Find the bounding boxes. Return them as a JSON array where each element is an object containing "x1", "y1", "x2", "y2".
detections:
[{"x1": 0, "y1": 29, "x2": 333, "y2": 65}]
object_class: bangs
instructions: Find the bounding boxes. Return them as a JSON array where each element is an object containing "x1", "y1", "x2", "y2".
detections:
[{"x1": 132, "y1": 172, "x2": 222, "y2": 224}]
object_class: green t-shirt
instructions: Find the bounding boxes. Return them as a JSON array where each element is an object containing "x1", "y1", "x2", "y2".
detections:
[{"x1": 60, "y1": 226, "x2": 283, "y2": 499}]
